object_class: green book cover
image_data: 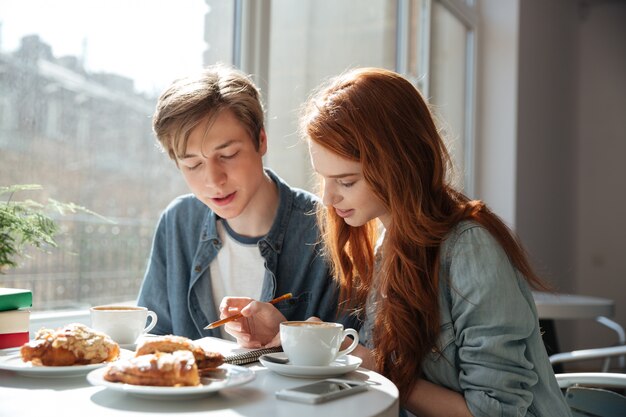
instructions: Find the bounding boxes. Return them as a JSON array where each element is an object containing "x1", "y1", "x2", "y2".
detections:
[{"x1": 0, "y1": 288, "x2": 33, "y2": 311}]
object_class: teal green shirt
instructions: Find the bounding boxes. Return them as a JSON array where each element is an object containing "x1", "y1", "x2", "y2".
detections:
[{"x1": 360, "y1": 221, "x2": 571, "y2": 417}]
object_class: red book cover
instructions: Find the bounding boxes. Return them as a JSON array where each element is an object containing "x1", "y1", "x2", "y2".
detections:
[{"x1": 0, "y1": 331, "x2": 29, "y2": 349}]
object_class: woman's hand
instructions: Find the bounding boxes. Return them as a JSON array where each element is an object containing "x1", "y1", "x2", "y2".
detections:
[{"x1": 219, "y1": 297, "x2": 287, "y2": 348}]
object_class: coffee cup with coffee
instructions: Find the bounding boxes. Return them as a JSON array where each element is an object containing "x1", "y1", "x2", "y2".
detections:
[
  {"x1": 279, "y1": 321, "x2": 359, "y2": 366},
  {"x1": 90, "y1": 305, "x2": 157, "y2": 345}
]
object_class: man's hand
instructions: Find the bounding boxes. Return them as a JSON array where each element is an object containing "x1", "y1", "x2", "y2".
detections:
[{"x1": 219, "y1": 296, "x2": 287, "y2": 348}]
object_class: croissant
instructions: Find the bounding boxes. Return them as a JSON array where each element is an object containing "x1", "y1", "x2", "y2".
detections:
[
  {"x1": 104, "y1": 350, "x2": 200, "y2": 386},
  {"x1": 20, "y1": 323, "x2": 120, "y2": 366}
]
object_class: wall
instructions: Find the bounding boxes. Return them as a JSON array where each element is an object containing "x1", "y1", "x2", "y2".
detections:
[
  {"x1": 516, "y1": 1, "x2": 579, "y2": 290},
  {"x1": 516, "y1": 0, "x2": 626, "y2": 358},
  {"x1": 573, "y1": 0, "x2": 626, "y2": 356}
]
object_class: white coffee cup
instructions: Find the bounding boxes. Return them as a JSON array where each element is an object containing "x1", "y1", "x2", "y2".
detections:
[
  {"x1": 90, "y1": 305, "x2": 157, "y2": 345},
  {"x1": 279, "y1": 321, "x2": 359, "y2": 366}
]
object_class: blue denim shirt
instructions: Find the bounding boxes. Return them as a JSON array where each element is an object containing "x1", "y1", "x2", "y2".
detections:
[
  {"x1": 137, "y1": 169, "x2": 354, "y2": 339},
  {"x1": 361, "y1": 222, "x2": 571, "y2": 417}
]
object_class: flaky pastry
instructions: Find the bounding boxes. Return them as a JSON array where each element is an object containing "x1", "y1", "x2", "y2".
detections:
[
  {"x1": 104, "y1": 350, "x2": 200, "y2": 386},
  {"x1": 135, "y1": 335, "x2": 224, "y2": 370},
  {"x1": 20, "y1": 323, "x2": 120, "y2": 366}
]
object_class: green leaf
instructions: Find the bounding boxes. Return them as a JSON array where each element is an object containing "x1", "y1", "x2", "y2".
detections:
[{"x1": 0, "y1": 184, "x2": 109, "y2": 272}]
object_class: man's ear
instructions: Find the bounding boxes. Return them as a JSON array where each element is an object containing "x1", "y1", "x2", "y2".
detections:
[{"x1": 258, "y1": 129, "x2": 268, "y2": 156}]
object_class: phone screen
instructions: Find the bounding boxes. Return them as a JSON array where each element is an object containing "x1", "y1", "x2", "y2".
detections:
[
  {"x1": 291, "y1": 380, "x2": 359, "y2": 395},
  {"x1": 276, "y1": 379, "x2": 368, "y2": 404}
]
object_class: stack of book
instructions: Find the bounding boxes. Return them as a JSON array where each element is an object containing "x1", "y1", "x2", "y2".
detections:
[{"x1": 0, "y1": 288, "x2": 32, "y2": 349}]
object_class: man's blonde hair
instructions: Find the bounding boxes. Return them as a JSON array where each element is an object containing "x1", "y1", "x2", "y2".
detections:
[{"x1": 152, "y1": 64, "x2": 265, "y2": 163}]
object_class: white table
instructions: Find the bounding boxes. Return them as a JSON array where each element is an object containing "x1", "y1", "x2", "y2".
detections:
[
  {"x1": 532, "y1": 292, "x2": 615, "y2": 319},
  {"x1": 532, "y1": 291, "x2": 625, "y2": 368},
  {"x1": 532, "y1": 291, "x2": 624, "y2": 342},
  {"x1": 0, "y1": 339, "x2": 399, "y2": 417}
]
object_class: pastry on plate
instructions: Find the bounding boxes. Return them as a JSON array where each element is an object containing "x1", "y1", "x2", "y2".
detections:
[
  {"x1": 104, "y1": 350, "x2": 200, "y2": 386},
  {"x1": 135, "y1": 335, "x2": 224, "y2": 370},
  {"x1": 20, "y1": 323, "x2": 120, "y2": 366}
]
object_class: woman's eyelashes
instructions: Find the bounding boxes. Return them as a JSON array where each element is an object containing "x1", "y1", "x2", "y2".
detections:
[{"x1": 338, "y1": 179, "x2": 356, "y2": 188}]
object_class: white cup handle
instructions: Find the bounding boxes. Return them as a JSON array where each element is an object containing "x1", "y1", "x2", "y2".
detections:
[
  {"x1": 335, "y1": 328, "x2": 359, "y2": 359},
  {"x1": 143, "y1": 311, "x2": 158, "y2": 334}
]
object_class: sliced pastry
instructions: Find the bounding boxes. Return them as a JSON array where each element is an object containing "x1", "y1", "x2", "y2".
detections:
[{"x1": 135, "y1": 335, "x2": 224, "y2": 370}]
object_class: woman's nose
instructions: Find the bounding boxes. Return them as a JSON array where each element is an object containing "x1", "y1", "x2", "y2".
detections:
[{"x1": 322, "y1": 183, "x2": 341, "y2": 206}]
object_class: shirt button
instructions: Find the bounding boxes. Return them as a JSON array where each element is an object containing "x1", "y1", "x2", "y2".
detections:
[{"x1": 194, "y1": 265, "x2": 202, "y2": 272}]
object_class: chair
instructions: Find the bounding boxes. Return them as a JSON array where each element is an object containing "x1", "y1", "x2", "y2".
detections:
[
  {"x1": 553, "y1": 345, "x2": 626, "y2": 417},
  {"x1": 550, "y1": 345, "x2": 626, "y2": 372},
  {"x1": 556, "y1": 372, "x2": 626, "y2": 417}
]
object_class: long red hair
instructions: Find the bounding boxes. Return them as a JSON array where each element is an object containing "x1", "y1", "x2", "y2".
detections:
[{"x1": 302, "y1": 68, "x2": 548, "y2": 400}]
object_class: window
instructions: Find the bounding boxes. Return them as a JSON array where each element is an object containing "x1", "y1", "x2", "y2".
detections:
[
  {"x1": 0, "y1": 0, "x2": 207, "y2": 310},
  {"x1": 1, "y1": 0, "x2": 476, "y2": 312},
  {"x1": 232, "y1": 0, "x2": 476, "y2": 195},
  {"x1": 265, "y1": 0, "x2": 398, "y2": 190}
]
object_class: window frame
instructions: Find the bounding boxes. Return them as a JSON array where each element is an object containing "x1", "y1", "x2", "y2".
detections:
[{"x1": 431, "y1": 0, "x2": 478, "y2": 196}]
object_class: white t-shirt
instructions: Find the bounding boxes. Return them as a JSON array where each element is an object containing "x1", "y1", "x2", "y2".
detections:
[{"x1": 209, "y1": 220, "x2": 265, "y2": 340}]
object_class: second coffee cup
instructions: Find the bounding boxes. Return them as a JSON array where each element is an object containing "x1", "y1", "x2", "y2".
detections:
[
  {"x1": 279, "y1": 321, "x2": 359, "y2": 366},
  {"x1": 90, "y1": 305, "x2": 157, "y2": 345}
]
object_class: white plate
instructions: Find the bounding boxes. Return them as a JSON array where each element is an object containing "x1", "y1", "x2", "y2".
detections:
[
  {"x1": 259, "y1": 353, "x2": 362, "y2": 378},
  {"x1": 0, "y1": 354, "x2": 114, "y2": 378},
  {"x1": 118, "y1": 343, "x2": 137, "y2": 351},
  {"x1": 86, "y1": 363, "x2": 255, "y2": 400}
]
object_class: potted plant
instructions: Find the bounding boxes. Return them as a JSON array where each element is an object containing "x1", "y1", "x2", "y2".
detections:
[{"x1": 0, "y1": 184, "x2": 105, "y2": 273}]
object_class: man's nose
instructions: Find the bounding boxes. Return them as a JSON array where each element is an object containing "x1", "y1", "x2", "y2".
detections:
[{"x1": 203, "y1": 163, "x2": 226, "y2": 187}]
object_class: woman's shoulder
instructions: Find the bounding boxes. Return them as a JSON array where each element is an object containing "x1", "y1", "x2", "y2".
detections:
[
  {"x1": 443, "y1": 220, "x2": 496, "y2": 249},
  {"x1": 440, "y1": 220, "x2": 507, "y2": 273}
]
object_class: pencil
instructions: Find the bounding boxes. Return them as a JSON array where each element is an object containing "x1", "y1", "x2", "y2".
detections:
[{"x1": 204, "y1": 293, "x2": 293, "y2": 329}]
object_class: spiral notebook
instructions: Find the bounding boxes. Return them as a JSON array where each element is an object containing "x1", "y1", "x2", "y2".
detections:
[{"x1": 223, "y1": 346, "x2": 283, "y2": 366}]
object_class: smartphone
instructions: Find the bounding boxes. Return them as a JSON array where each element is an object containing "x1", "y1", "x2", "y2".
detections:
[{"x1": 275, "y1": 379, "x2": 368, "y2": 404}]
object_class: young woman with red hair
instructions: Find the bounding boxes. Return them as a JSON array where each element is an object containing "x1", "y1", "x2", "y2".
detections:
[{"x1": 301, "y1": 68, "x2": 571, "y2": 417}]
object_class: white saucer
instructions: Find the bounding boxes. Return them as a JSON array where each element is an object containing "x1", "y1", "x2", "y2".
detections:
[
  {"x1": 0, "y1": 349, "x2": 133, "y2": 378},
  {"x1": 87, "y1": 363, "x2": 255, "y2": 400},
  {"x1": 259, "y1": 353, "x2": 362, "y2": 378}
]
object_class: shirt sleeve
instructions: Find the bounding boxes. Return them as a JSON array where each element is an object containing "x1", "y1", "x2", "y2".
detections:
[
  {"x1": 136, "y1": 214, "x2": 173, "y2": 336},
  {"x1": 447, "y1": 225, "x2": 539, "y2": 417}
]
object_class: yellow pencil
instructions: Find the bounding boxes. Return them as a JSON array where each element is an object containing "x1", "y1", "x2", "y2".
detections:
[{"x1": 204, "y1": 293, "x2": 293, "y2": 329}]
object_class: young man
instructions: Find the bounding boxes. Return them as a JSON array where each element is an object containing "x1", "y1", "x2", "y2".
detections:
[{"x1": 137, "y1": 64, "x2": 351, "y2": 343}]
